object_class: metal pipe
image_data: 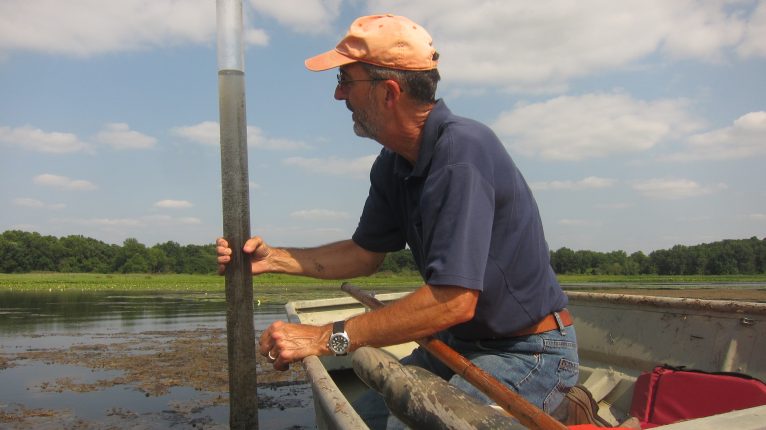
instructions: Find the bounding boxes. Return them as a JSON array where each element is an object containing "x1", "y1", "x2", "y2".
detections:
[{"x1": 217, "y1": 1, "x2": 258, "y2": 428}]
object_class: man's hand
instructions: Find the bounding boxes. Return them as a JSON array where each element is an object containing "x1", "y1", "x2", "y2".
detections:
[
  {"x1": 216, "y1": 236, "x2": 277, "y2": 275},
  {"x1": 259, "y1": 321, "x2": 331, "y2": 371},
  {"x1": 216, "y1": 237, "x2": 232, "y2": 275}
]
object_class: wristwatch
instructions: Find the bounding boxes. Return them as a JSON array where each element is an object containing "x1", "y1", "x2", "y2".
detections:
[{"x1": 327, "y1": 320, "x2": 350, "y2": 356}]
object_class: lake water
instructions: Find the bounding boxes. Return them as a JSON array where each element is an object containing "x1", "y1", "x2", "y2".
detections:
[{"x1": 0, "y1": 291, "x2": 314, "y2": 429}]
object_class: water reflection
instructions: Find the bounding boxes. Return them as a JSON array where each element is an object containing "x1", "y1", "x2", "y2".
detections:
[
  {"x1": 0, "y1": 290, "x2": 284, "y2": 335},
  {"x1": 0, "y1": 290, "x2": 312, "y2": 429}
]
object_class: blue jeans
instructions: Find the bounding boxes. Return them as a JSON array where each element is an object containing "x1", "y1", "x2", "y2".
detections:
[{"x1": 353, "y1": 326, "x2": 579, "y2": 430}]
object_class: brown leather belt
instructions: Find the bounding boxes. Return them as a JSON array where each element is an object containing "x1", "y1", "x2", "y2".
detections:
[{"x1": 510, "y1": 309, "x2": 573, "y2": 337}]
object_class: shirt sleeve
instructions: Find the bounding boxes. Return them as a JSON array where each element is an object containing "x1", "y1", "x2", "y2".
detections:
[
  {"x1": 420, "y1": 162, "x2": 495, "y2": 291},
  {"x1": 352, "y1": 153, "x2": 407, "y2": 253}
]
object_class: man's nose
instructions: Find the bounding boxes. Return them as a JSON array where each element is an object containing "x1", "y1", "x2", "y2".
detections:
[{"x1": 334, "y1": 84, "x2": 347, "y2": 100}]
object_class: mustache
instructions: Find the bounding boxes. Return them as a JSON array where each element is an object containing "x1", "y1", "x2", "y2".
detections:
[{"x1": 346, "y1": 101, "x2": 353, "y2": 112}]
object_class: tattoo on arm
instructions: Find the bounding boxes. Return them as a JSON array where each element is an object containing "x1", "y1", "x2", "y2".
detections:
[{"x1": 313, "y1": 261, "x2": 325, "y2": 273}]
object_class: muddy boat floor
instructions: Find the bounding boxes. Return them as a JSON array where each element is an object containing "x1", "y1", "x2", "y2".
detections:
[{"x1": 1, "y1": 288, "x2": 763, "y2": 429}]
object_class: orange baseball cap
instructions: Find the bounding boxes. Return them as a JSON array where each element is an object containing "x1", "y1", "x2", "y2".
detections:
[{"x1": 305, "y1": 14, "x2": 438, "y2": 72}]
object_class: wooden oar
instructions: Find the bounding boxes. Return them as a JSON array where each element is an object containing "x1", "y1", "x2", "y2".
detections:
[{"x1": 341, "y1": 282, "x2": 568, "y2": 430}]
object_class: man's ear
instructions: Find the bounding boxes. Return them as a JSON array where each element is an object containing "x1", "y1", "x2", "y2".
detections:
[{"x1": 383, "y1": 79, "x2": 403, "y2": 107}]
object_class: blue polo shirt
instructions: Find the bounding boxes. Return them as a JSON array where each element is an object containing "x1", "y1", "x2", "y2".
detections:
[{"x1": 352, "y1": 100, "x2": 567, "y2": 340}]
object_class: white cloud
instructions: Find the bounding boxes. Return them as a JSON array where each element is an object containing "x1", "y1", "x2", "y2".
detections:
[
  {"x1": 248, "y1": 126, "x2": 311, "y2": 150},
  {"x1": 283, "y1": 154, "x2": 377, "y2": 178},
  {"x1": 0, "y1": 125, "x2": 89, "y2": 153},
  {"x1": 33, "y1": 174, "x2": 97, "y2": 191},
  {"x1": 632, "y1": 178, "x2": 727, "y2": 200},
  {"x1": 95, "y1": 123, "x2": 156, "y2": 150},
  {"x1": 172, "y1": 121, "x2": 220, "y2": 146},
  {"x1": 493, "y1": 92, "x2": 703, "y2": 161},
  {"x1": 143, "y1": 214, "x2": 202, "y2": 225},
  {"x1": 531, "y1": 176, "x2": 616, "y2": 191},
  {"x1": 367, "y1": 0, "x2": 759, "y2": 91},
  {"x1": 245, "y1": 28, "x2": 270, "y2": 46},
  {"x1": 154, "y1": 200, "x2": 193, "y2": 209},
  {"x1": 0, "y1": 0, "x2": 760, "y2": 92},
  {"x1": 290, "y1": 209, "x2": 350, "y2": 221},
  {"x1": 662, "y1": 111, "x2": 766, "y2": 162},
  {"x1": 178, "y1": 217, "x2": 202, "y2": 225},
  {"x1": 12, "y1": 198, "x2": 45, "y2": 209},
  {"x1": 738, "y1": 1, "x2": 766, "y2": 58},
  {"x1": 53, "y1": 217, "x2": 141, "y2": 227},
  {"x1": 172, "y1": 121, "x2": 309, "y2": 150},
  {"x1": 0, "y1": 0, "x2": 267, "y2": 57},
  {"x1": 250, "y1": 0, "x2": 341, "y2": 34},
  {"x1": 748, "y1": 213, "x2": 766, "y2": 221},
  {"x1": 93, "y1": 218, "x2": 142, "y2": 227},
  {"x1": 659, "y1": 1, "x2": 745, "y2": 62},
  {"x1": 54, "y1": 215, "x2": 201, "y2": 228},
  {"x1": 12, "y1": 197, "x2": 65, "y2": 210}
]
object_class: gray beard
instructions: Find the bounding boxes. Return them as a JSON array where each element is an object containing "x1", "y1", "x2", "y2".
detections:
[
  {"x1": 347, "y1": 99, "x2": 380, "y2": 140},
  {"x1": 353, "y1": 121, "x2": 373, "y2": 139},
  {"x1": 352, "y1": 109, "x2": 380, "y2": 140}
]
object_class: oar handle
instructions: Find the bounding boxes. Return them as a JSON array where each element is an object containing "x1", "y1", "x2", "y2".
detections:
[{"x1": 340, "y1": 282, "x2": 568, "y2": 430}]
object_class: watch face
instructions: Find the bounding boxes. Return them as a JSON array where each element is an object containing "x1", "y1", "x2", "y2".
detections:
[{"x1": 329, "y1": 333, "x2": 349, "y2": 354}]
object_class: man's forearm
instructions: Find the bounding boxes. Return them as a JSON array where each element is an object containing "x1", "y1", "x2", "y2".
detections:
[
  {"x1": 258, "y1": 284, "x2": 478, "y2": 371},
  {"x1": 344, "y1": 284, "x2": 479, "y2": 350},
  {"x1": 272, "y1": 239, "x2": 385, "y2": 280}
]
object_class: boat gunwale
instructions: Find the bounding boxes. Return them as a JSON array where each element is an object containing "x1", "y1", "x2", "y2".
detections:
[
  {"x1": 286, "y1": 292, "x2": 410, "y2": 314},
  {"x1": 567, "y1": 291, "x2": 766, "y2": 315}
]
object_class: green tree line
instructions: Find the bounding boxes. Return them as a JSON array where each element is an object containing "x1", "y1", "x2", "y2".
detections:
[
  {"x1": 550, "y1": 236, "x2": 766, "y2": 275},
  {"x1": 0, "y1": 230, "x2": 217, "y2": 274},
  {"x1": 1, "y1": 230, "x2": 764, "y2": 275}
]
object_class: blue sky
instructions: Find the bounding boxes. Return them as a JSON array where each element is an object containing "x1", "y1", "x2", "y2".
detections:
[{"x1": 1, "y1": 0, "x2": 764, "y2": 254}]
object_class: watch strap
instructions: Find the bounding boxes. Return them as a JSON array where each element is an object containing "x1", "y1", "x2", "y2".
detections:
[
  {"x1": 329, "y1": 320, "x2": 349, "y2": 356},
  {"x1": 333, "y1": 320, "x2": 345, "y2": 334}
]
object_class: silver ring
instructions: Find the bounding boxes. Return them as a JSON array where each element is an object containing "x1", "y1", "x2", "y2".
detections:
[{"x1": 268, "y1": 351, "x2": 276, "y2": 361}]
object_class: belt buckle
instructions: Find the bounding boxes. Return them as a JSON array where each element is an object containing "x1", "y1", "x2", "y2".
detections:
[{"x1": 553, "y1": 311, "x2": 566, "y2": 335}]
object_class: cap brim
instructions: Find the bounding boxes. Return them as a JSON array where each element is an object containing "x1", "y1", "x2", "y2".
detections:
[{"x1": 305, "y1": 49, "x2": 358, "y2": 71}]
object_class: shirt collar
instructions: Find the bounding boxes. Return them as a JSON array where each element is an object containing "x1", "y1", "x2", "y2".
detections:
[{"x1": 393, "y1": 99, "x2": 450, "y2": 179}]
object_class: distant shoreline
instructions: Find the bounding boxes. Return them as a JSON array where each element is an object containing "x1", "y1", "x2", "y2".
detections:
[{"x1": 2, "y1": 273, "x2": 764, "y2": 304}]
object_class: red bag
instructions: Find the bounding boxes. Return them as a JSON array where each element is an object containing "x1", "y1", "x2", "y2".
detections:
[{"x1": 630, "y1": 365, "x2": 766, "y2": 428}]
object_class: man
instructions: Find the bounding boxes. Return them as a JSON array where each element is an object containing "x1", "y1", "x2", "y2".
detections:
[{"x1": 217, "y1": 14, "x2": 578, "y2": 428}]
